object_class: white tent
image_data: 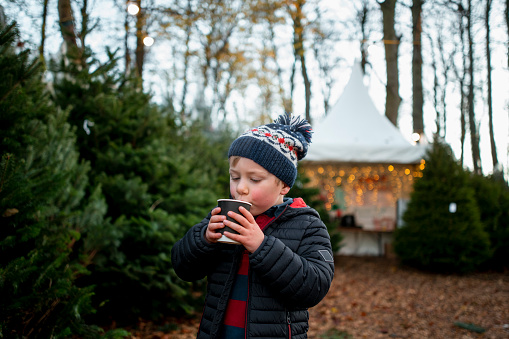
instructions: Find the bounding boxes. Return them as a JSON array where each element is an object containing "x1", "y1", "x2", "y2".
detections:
[
  {"x1": 303, "y1": 62, "x2": 428, "y2": 256},
  {"x1": 306, "y1": 62, "x2": 427, "y2": 164}
]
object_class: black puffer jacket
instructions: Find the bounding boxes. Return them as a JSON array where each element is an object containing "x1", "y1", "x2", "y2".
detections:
[{"x1": 171, "y1": 199, "x2": 335, "y2": 338}]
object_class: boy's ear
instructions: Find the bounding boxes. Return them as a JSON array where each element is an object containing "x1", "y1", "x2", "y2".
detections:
[{"x1": 281, "y1": 184, "x2": 290, "y2": 195}]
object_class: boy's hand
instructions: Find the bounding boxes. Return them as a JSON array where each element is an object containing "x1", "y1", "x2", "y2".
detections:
[
  {"x1": 205, "y1": 207, "x2": 226, "y2": 243},
  {"x1": 223, "y1": 206, "x2": 264, "y2": 253}
]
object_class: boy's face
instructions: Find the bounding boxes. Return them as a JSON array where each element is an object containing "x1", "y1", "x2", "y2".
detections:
[{"x1": 229, "y1": 157, "x2": 290, "y2": 216}]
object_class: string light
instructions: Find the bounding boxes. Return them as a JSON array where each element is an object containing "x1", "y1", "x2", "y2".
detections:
[{"x1": 303, "y1": 162, "x2": 424, "y2": 212}]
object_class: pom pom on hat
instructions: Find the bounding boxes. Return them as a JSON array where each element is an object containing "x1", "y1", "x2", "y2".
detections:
[
  {"x1": 274, "y1": 114, "x2": 313, "y2": 145},
  {"x1": 228, "y1": 113, "x2": 313, "y2": 188}
]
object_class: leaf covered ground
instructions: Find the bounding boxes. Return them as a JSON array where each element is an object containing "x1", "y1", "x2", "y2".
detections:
[{"x1": 126, "y1": 256, "x2": 509, "y2": 338}]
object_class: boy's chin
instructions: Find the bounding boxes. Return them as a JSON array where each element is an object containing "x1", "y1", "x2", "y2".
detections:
[{"x1": 248, "y1": 207, "x2": 259, "y2": 216}]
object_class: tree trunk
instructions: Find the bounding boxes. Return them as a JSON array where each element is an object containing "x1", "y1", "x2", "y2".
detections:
[
  {"x1": 180, "y1": 23, "x2": 192, "y2": 125},
  {"x1": 291, "y1": 0, "x2": 312, "y2": 123},
  {"x1": 460, "y1": 86, "x2": 466, "y2": 166},
  {"x1": 124, "y1": 8, "x2": 131, "y2": 75},
  {"x1": 79, "y1": 0, "x2": 88, "y2": 48},
  {"x1": 39, "y1": 0, "x2": 49, "y2": 63},
  {"x1": 458, "y1": 12, "x2": 467, "y2": 166},
  {"x1": 451, "y1": 4, "x2": 468, "y2": 165},
  {"x1": 300, "y1": 53, "x2": 312, "y2": 123},
  {"x1": 466, "y1": 0, "x2": 482, "y2": 174},
  {"x1": 135, "y1": 0, "x2": 145, "y2": 82},
  {"x1": 438, "y1": 34, "x2": 450, "y2": 138},
  {"x1": 358, "y1": 0, "x2": 370, "y2": 74},
  {"x1": 78, "y1": 0, "x2": 89, "y2": 68},
  {"x1": 412, "y1": 0, "x2": 424, "y2": 136},
  {"x1": 485, "y1": 0, "x2": 498, "y2": 169},
  {"x1": 430, "y1": 39, "x2": 440, "y2": 136},
  {"x1": 58, "y1": 0, "x2": 78, "y2": 53},
  {"x1": 379, "y1": 0, "x2": 401, "y2": 127}
]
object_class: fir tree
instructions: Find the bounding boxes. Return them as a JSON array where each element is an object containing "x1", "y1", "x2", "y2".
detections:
[
  {"x1": 469, "y1": 173, "x2": 509, "y2": 270},
  {"x1": 50, "y1": 46, "x2": 232, "y2": 322},
  {"x1": 291, "y1": 168, "x2": 342, "y2": 252},
  {"x1": 0, "y1": 22, "x2": 128, "y2": 338},
  {"x1": 393, "y1": 138, "x2": 491, "y2": 273}
]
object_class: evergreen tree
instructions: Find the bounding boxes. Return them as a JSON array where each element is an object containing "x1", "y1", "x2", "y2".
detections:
[
  {"x1": 0, "y1": 22, "x2": 127, "y2": 338},
  {"x1": 469, "y1": 173, "x2": 509, "y2": 270},
  {"x1": 50, "y1": 47, "x2": 232, "y2": 322},
  {"x1": 393, "y1": 138, "x2": 491, "y2": 273},
  {"x1": 291, "y1": 168, "x2": 342, "y2": 252}
]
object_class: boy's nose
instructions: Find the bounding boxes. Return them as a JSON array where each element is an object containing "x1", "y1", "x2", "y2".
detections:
[{"x1": 236, "y1": 179, "x2": 249, "y2": 195}]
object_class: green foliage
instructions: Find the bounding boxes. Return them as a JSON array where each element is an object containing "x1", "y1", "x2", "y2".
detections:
[
  {"x1": 292, "y1": 168, "x2": 342, "y2": 252},
  {"x1": 393, "y1": 138, "x2": 491, "y2": 273},
  {"x1": 50, "y1": 47, "x2": 232, "y2": 322},
  {"x1": 469, "y1": 173, "x2": 509, "y2": 270},
  {"x1": 0, "y1": 22, "x2": 126, "y2": 338}
]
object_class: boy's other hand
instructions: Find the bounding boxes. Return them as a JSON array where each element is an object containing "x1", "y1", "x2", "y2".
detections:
[
  {"x1": 205, "y1": 207, "x2": 226, "y2": 243},
  {"x1": 223, "y1": 206, "x2": 264, "y2": 253}
]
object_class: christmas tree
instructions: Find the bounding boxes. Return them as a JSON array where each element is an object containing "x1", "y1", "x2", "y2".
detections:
[
  {"x1": 0, "y1": 22, "x2": 127, "y2": 337},
  {"x1": 393, "y1": 138, "x2": 491, "y2": 273},
  {"x1": 50, "y1": 44, "x2": 232, "y2": 322}
]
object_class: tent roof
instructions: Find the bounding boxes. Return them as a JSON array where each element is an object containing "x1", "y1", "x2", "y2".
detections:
[{"x1": 305, "y1": 62, "x2": 427, "y2": 164}]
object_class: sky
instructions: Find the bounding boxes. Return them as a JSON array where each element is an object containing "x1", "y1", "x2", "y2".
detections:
[{"x1": 3, "y1": 0, "x2": 508, "y2": 179}]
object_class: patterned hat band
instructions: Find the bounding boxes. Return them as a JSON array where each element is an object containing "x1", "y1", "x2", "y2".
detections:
[
  {"x1": 242, "y1": 125, "x2": 302, "y2": 166},
  {"x1": 228, "y1": 115, "x2": 312, "y2": 188}
]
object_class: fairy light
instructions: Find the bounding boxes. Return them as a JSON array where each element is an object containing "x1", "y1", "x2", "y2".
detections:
[
  {"x1": 302, "y1": 162, "x2": 424, "y2": 211},
  {"x1": 127, "y1": 2, "x2": 140, "y2": 15}
]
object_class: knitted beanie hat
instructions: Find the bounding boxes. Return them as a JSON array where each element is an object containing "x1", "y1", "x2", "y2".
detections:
[{"x1": 228, "y1": 114, "x2": 312, "y2": 188}]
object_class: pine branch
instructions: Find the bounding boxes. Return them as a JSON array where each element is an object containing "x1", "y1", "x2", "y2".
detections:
[{"x1": 0, "y1": 153, "x2": 11, "y2": 193}]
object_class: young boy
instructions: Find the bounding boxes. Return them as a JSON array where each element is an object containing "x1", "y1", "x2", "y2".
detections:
[{"x1": 171, "y1": 115, "x2": 335, "y2": 338}]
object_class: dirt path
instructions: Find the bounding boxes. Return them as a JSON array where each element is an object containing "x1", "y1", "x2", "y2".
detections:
[{"x1": 128, "y1": 256, "x2": 509, "y2": 338}]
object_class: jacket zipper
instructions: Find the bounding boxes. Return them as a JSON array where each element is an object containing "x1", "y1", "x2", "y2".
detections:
[
  {"x1": 286, "y1": 311, "x2": 292, "y2": 339},
  {"x1": 244, "y1": 206, "x2": 290, "y2": 339}
]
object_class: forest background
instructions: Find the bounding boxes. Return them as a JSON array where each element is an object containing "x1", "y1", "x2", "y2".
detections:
[
  {"x1": 1, "y1": 0, "x2": 508, "y2": 337},
  {"x1": 4, "y1": 0, "x2": 509, "y2": 177}
]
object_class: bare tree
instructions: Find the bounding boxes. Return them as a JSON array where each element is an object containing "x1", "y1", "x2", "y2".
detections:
[
  {"x1": 379, "y1": 0, "x2": 401, "y2": 127},
  {"x1": 198, "y1": 1, "x2": 252, "y2": 122},
  {"x1": 485, "y1": 0, "x2": 498, "y2": 169},
  {"x1": 267, "y1": 17, "x2": 293, "y2": 114},
  {"x1": 432, "y1": 31, "x2": 453, "y2": 138},
  {"x1": 412, "y1": 0, "x2": 424, "y2": 137},
  {"x1": 40, "y1": 0, "x2": 49, "y2": 63},
  {"x1": 286, "y1": 0, "x2": 312, "y2": 123},
  {"x1": 179, "y1": 1, "x2": 194, "y2": 124},
  {"x1": 447, "y1": 1, "x2": 468, "y2": 165},
  {"x1": 134, "y1": 0, "x2": 146, "y2": 81},
  {"x1": 357, "y1": 0, "x2": 371, "y2": 74},
  {"x1": 465, "y1": 0, "x2": 482, "y2": 174},
  {"x1": 310, "y1": 5, "x2": 343, "y2": 115},
  {"x1": 429, "y1": 32, "x2": 442, "y2": 137},
  {"x1": 123, "y1": 3, "x2": 131, "y2": 75}
]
